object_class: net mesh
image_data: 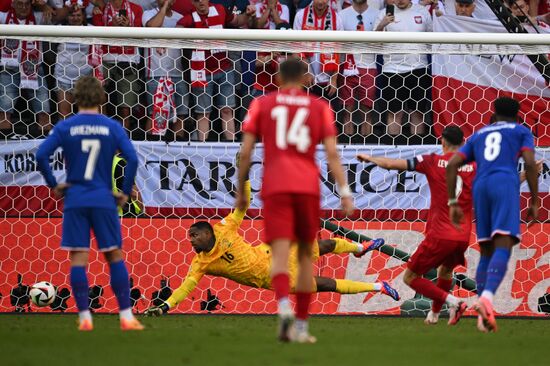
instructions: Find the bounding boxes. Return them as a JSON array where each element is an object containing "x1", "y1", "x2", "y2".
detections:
[{"x1": 0, "y1": 29, "x2": 549, "y2": 316}]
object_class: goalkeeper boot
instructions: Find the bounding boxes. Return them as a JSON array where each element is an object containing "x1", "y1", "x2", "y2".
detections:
[
  {"x1": 474, "y1": 297, "x2": 498, "y2": 332},
  {"x1": 354, "y1": 238, "x2": 385, "y2": 258},
  {"x1": 78, "y1": 319, "x2": 93, "y2": 332},
  {"x1": 448, "y1": 301, "x2": 467, "y2": 326},
  {"x1": 380, "y1": 281, "x2": 400, "y2": 301},
  {"x1": 424, "y1": 310, "x2": 439, "y2": 325},
  {"x1": 120, "y1": 317, "x2": 145, "y2": 331},
  {"x1": 292, "y1": 331, "x2": 317, "y2": 344}
]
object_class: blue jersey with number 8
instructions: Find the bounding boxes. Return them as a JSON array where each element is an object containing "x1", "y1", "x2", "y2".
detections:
[
  {"x1": 37, "y1": 114, "x2": 138, "y2": 210},
  {"x1": 458, "y1": 121, "x2": 534, "y2": 183}
]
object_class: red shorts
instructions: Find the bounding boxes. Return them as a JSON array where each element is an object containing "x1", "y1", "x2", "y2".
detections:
[
  {"x1": 407, "y1": 238, "x2": 469, "y2": 275},
  {"x1": 339, "y1": 68, "x2": 377, "y2": 108},
  {"x1": 263, "y1": 193, "x2": 320, "y2": 244}
]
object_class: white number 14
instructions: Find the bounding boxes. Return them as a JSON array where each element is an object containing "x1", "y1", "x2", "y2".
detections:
[{"x1": 271, "y1": 106, "x2": 311, "y2": 153}]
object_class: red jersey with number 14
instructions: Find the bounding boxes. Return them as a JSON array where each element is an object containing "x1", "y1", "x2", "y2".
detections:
[
  {"x1": 413, "y1": 152, "x2": 475, "y2": 242},
  {"x1": 242, "y1": 88, "x2": 337, "y2": 198}
]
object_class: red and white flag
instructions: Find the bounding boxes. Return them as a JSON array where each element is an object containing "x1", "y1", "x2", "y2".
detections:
[{"x1": 432, "y1": 16, "x2": 550, "y2": 146}]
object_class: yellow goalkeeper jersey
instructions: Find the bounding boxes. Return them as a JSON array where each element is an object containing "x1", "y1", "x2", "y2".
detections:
[{"x1": 166, "y1": 181, "x2": 272, "y2": 309}]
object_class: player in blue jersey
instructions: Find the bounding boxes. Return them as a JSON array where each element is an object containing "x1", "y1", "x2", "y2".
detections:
[
  {"x1": 446, "y1": 97, "x2": 539, "y2": 332},
  {"x1": 36, "y1": 76, "x2": 143, "y2": 331}
]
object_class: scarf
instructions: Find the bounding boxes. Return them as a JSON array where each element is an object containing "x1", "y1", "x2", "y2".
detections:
[
  {"x1": 151, "y1": 77, "x2": 176, "y2": 136},
  {"x1": 1, "y1": 9, "x2": 40, "y2": 89},
  {"x1": 102, "y1": 0, "x2": 137, "y2": 56},
  {"x1": 301, "y1": 5, "x2": 339, "y2": 73}
]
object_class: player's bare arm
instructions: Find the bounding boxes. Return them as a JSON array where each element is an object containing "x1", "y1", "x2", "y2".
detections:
[
  {"x1": 236, "y1": 133, "x2": 256, "y2": 211},
  {"x1": 357, "y1": 154, "x2": 408, "y2": 171},
  {"x1": 521, "y1": 150, "x2": 540, "y2": 225},
  {"x1": 446, "y1": 153, "x2": 465, "y2": 228},
  {"x1": 323, "y1": 136, "x2": 354, "y2": 216}
]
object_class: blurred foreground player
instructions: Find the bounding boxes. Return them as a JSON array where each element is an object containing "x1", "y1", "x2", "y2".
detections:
[
  {"x1": 358, "y1": 126, "x2": 472, "y2": 326},
  {"x1": 446, "y1": 97, "x2": 539, "y2": 332},
  {"x1": 236, "y1": 58, "x2": 354, "y2": 343},
  {"x1": 36, "y1": 76, "x2": 143, "y2": 331}
]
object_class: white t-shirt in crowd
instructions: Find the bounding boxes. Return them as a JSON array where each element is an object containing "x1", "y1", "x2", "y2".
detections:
[
  {"x1": 443, "y1": 0, "x2": 497, "y2": 20},
  {"x1": 294, "y1": 8, "x2": 344, "y2": 84},
  {"x1": 142, "y1": 8, "x2": 185, "y2": 78},
  {"x1": 55, "y1": 37, "x2": 93, "y2": 87},
  {"x1": 339, "y1": 5, "x2": 380, "y2": 69},
  {"x1": 374, "y1": 4, "x2": 432, "y2": 73},
  {"x1": 255, "y1": 2, "x2": 290, "y2": 29}
]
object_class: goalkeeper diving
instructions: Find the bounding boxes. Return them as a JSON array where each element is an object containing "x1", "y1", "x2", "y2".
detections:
[{"x1": 145, "y1": 180, "x2": 399, "y2": 316}]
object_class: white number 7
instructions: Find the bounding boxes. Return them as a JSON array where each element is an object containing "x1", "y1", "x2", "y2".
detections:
[
  {"x1": 272, "y1": 106, "x2": 311, "y2": 153},
  {"x1": 81, "y1": 139, "x2": 101, "y2": 180}
]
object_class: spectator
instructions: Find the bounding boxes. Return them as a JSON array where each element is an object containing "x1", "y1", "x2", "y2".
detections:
[
  {"x1": 143, "y1": 0, "x2": 189, "y2": 140},
  {"x1": 454, "y1": 0, "x2": 474, "y2": 17},
  {"x1": 0, "y1": 0, "x2": 53, "y2": 139},
  {"x1": 256, "y1": 0, "x2": 289, "y2": 29},
  {"x1": 339, "y1": 0, "x2": 379, "y2": 140},
  {"x1": 252, "y1": 51, "x2": 286, "y2": 97},
  {"x1": 54, "y1": 5, "x2": 93, "y2": 119},
  {"x1": 92, "y1": 0, "x2": 143, "y2": 132},
  {"x1": 176, "y1": 0, "x2": 256, "y2": 142},
  {"x1": 508, "y1": 0, "x2": 549, "y2": 26},
  {"x1": 375, "y1": 0, "x2": 432, "y2": 140},
  {"x1": 444, "y1": 0, "x2": 496, "y2": 19},
  {"x1": 171, "y1": 0, "x2": 193, "y2": 14},
  {"x1": 294, "y1": 0, "x2": 343, "y2": 102}
]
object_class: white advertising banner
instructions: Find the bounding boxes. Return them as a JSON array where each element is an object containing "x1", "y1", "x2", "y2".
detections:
[{"x1": 1, "y1": 141, "x2": 549, "y2": 210}]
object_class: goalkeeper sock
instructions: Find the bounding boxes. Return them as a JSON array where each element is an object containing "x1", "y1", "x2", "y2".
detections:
[
  {"x1": 476, "y1": 254, "x2": 491, "y2": 296},
  {"x1": 409, "y1": 277, "x2": 448, "y2": 306},
  {"x1": 335, "y1": 279, "x2": 381, "y2": 294},
  {"x1": 295, "y1": 292, "x2": 312, "y2": 321},
  {"x1": 432, "y1": 278, "x2": 453, "y2": 313},
  {"x1": 70, "y1": 265, "x2": 90, "y2": 313},
  {"x1": 483, "y1": 247, "x2": 511, "y2": 299},
  {"x1": 109, "y1": 260, "x2": 132, "y2": 319},
  {"x1": 333, "y1": 238, "x2": 363, "y2": 254}
]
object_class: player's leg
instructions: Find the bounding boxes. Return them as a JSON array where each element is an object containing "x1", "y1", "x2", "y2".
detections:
[
  {"x1": 430, "y1": 265, "x2": 454, "y2": 317},
  {"x1": 476, "y1": 241, "x2": 494, "y2": 298},
  {"x1": 93, "y1": 208, "x2": 143, "y2": 330},
  {"x1": 317, "y1": 237, "x2": 385, "y2": 257},
  {"x1": 61, "y1": 208, "x2": 93, "y2": 330},
  {"x1": 315, "y1": 277, "x2": 399, "y2": 300}
]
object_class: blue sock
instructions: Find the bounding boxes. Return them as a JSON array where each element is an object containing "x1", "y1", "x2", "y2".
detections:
[
  {"x1": 476, "y1": 255, "x2": 491, "y2": 295},
  {"x1": 484, "y1": 247, "x2": 511, "y2": 295},
  {"x1": 70, "y1": 266, "x2": 89, "y2": 312},
  {"x1": 109, "y1": 260, "x2": 131, "y2": 311}
]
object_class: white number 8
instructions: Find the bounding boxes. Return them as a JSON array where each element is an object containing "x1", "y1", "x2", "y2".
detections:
[{"x1": 484, "y1": 131, "x2": 502, "y2": 161}]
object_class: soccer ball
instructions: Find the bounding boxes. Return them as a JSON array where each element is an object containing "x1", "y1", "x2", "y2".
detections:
[{"x1": 29, "y1": 281, "x2": 56, "y2": 307}]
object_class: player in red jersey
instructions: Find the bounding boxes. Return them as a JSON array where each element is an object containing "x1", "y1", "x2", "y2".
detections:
[
  {"x1": 357, "y1": 126, "x2": 473, "y2": 326},
  {"x1": 236, "y1": 58, "x2": 354, "y2": 343}
]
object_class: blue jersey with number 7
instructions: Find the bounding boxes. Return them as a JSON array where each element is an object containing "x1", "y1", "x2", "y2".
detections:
[
  {"x1": 36, "y1": 114, "x2": 138, "y2": 210},
  {"x1": 458, "y1": 121, "x2": 535, "y2": 183}
]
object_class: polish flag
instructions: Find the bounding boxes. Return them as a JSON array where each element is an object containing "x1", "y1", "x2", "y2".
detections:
[{"x1": 432, "y1": 15, "x2": 550, "y2": 146}]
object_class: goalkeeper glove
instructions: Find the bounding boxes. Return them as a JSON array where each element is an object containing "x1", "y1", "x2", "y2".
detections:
[{"x1": 145, "y1": 301, "x2": 170, "y2": 316}]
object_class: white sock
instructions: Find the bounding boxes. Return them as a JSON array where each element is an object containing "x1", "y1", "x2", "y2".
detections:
[
  {"x1": 481, "y1": 290, "x2": 494, "y2": 303},
  {"x1": 119, "y1": 307, "x2": 134, "y2": 321},
  {"x1": 78, "y1": 310, "x2": 92, "y2": 323},
  {"x1": 278, "y1": 297, "x2": 291, "y2": 315},
  {"x1": 445, "y1": 294, "x2": 459, "y2": 307},
  {"x1": 295, "y1": 319, "x2": 308, "y2": 334},
  {"x1": 373, "y1": 283, "x2": 383, "y2": 291}
]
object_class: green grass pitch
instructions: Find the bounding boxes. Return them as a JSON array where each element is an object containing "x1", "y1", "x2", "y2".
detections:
[{"x1": 1, "y1": 314, "x2": 548, "y2": 366}]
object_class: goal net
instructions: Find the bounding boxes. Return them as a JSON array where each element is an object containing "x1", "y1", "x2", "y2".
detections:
[{"x1": 1, "y1": 16, "x2": 549, "y2": 316}]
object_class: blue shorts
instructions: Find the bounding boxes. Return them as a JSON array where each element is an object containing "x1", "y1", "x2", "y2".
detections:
[
  {"x1": 473, "y1": 173, "x2": 521, "y2": 243},
  {"x1": 61, "y1": 207, "x2": 122, "y2": 251}
]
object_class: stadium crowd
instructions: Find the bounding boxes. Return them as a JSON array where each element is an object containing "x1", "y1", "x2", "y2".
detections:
[{"x1": 1, "y1": 0, "x2": 549, "y2": 143}]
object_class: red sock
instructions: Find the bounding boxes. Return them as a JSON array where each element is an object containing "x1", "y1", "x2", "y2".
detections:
[
  {"x1": 432, "y1": 278, "x2": 453, "y2": 313},
  {"x1": 409, "y1": 278, "x2": 448, "y2": 305},
  {"x1": 295, "y1": 292, "x2": 312, "y2": 321},
  {"x1": 271, "y1": 273, "x2": 290, "y2": 301}
]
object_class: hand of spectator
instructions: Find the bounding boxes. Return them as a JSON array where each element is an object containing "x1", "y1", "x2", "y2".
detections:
[
  {"x1": 379, "y1": 14, "x2": 395, "y2": 28},
  {"x1": 53, "y1": 183, "x2": 71, "y2": 199},
  {"x1": 117, "y1": 15, "x2": 130, "y2": 26},
  {"x1": 539, "y1": 12, "x2": 550, "y2": 24},
  {"x1": 245, "y1": 5, "x2": 256, "y2": 17},
  {"x1": 42, "y1": 6, "x2": 56, "y2": 24},
  {"x1": 92, "y1": 6, "x2": 102, "y2": 16},
  {"x1": 162, "y1": 0, "x2": 171, "y2": 10},
  {"x1": 32, "y1": 0, "x2": 47, "y2": 6},
  {"x1": 267, "y1": 0, "x2": 277, "y2": 10}
]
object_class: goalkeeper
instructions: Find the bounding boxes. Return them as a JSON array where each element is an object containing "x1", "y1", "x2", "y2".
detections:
[{"x1": 145, "y1": 180, "x2": 399, "y2": 316}]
